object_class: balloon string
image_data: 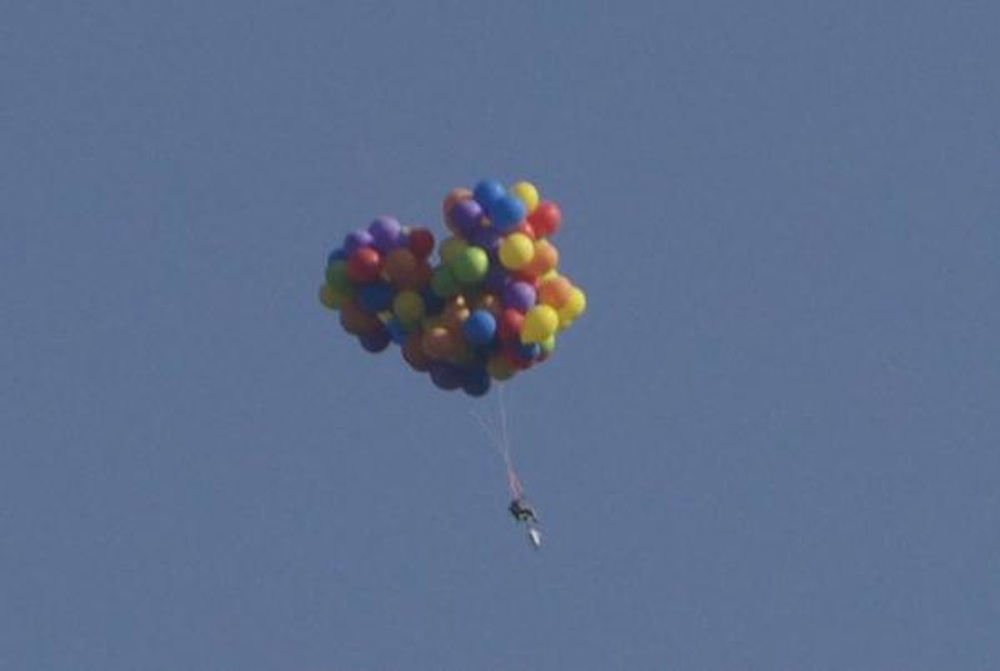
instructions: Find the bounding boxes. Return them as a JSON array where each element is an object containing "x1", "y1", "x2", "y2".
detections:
[{"x1": 470, "y1": 384, "x2": 524, "y2": 500}]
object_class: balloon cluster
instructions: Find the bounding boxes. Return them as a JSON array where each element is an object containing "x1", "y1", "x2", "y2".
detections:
[{"x1": 320, "y1": 179, "x2": 587, "y2": 396}]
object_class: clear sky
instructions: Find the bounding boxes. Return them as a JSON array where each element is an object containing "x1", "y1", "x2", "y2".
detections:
[{"x1": 2, "y1": 2, "x2": 998, "y2": 670}]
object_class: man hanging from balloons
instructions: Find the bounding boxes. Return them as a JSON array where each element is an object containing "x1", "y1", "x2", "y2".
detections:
[{"x1": 319, "y1": 178, "x2": 586, "y2": 548}]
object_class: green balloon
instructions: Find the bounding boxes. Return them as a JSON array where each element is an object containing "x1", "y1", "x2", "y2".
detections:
[
  {"x1": 430, "y1": 265, "x2": 458, "y2": 298},
  {"x1": 451, "y1": 246, "x2": 490, "y2": 285},
  {"x1": 325, "y1": 260, "x2": 353, "y2": 292}
]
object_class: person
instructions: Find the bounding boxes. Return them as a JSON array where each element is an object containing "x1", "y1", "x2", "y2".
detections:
[{"x1": 508, "y1": 497, "x2": 538, "y2": 524}]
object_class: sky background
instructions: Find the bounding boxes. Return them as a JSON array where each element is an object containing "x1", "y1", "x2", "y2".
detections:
[{"x1": 2, "y1": 2, "x2": 999, "y2": 670}]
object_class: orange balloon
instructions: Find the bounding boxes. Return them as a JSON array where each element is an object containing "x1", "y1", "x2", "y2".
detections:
[
  {"x1": 382, "y1": 247, "x2": 417, "y2": 286},
  {"x1": 522, "y1": 239, "x2": 559, "y2": 277},
  {"x1": 443, "y1": 188, "x2": 473, "y2": 232},
  {"x1": 402, "y1": 331, "x2": 429, "y2": 371},
  {"x1": 422, "y1": 326, "x2": 456, "y2": 360},
  {"x1": 339, "y1": 300, "x2": 382, "y2": 335},
  {"x1": 538, "y1": 276, "x2": 573, "y2": 308}
]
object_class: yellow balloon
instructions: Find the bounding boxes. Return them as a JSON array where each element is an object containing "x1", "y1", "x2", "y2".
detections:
[
  {"x1": 498, "y1": 232, "x2": 535, "y2": 270},
  {"x1": 510, "y1": 181, "x2": 540, "y2": 214},
  {"x1": 540, "y1": 335, "x2": 557, "y2": 353},
  {"x1": 557, "y1": 287, "x2": 587, "y2": 326},
  {"x1": 319, "y1": 283, "x2": 345, "y2": 310},
  {"x1": 393, "y1": 290, "x2": 425, "y2": 325},
  {"x1": 521, "y1": 305, "x2": 559, "y2": 343}
]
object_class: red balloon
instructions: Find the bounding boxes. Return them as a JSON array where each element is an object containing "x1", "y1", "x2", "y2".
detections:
[
  {"x1": 497, "y1": 308, "x2": 524, "y2": 342},
  {"x1": 347, "y1": 247, "x2": 382, "y2": 283},
  {"x1": 407, "y1": 227, "x2": 435, "y2": 259},
  {"x1": 529, "y1": 201, "x2": 562, "y2": 237}
]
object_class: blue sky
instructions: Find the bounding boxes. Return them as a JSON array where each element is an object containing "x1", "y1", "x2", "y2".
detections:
[{"x1": 2, "y1": 2, "x2": 998, "y2": 669}]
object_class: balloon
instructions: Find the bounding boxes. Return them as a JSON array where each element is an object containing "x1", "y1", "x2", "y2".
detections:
[
  {"x1": 344, "y1": 229, "x2": 375, "y2": 254},
  {"x1": 385, "y1": 318, "x2": 409, "y2": 345},
  {"x1": 499, "y1": 233, "x2": 535, "y2": 270},
  {"x1": 382, "y1": 247, "x2": 418, "y2": 286},
  {"x1": 321, "y1": 178, "x2": 585, "y2": 395},
  {"x1": 490, "y1": 194, "x2": 527, "y2": 232},
  {"x1": 520, "y1": 305, "x2": 559, "y2": 343},
  {"x1": 407, "y1": 227, "x2": 435, "y2": 259},
  {"x1": 487, "y1": 354, "x2": 516, "y2": 381},
  {"x1": 325, "y1": 260, "x2": 353, "y2": 292},
  {"x1": 461, "y1": 367, "x2": 491, "y2": 397},
  {"x1": 422, "y1": 326, "x2": 457, "y2": 361},
  {"x1": 430, "y1": 266, "x2": 458, "y2": 298},
  {"x1": 538, "y1": 276, "x2": 573, "y2": 309},
  {"x1": 443, "y1": 188, "x2": 473, "y2": 220},
  {"x1": 428, "y1": 362, "x2": 463, "y2": 391},
  {"x1": 451, "y1": 246, "x2": 490, "y2": 285},
  {"x1": 368, "y1": 216, "x2": 403, "y2": 252},
  {"x1": 319, "y1": 283, "x2": 344, "y2": 310},
  {"x1": 524, "y1": 239, "x2": 559, "y2": 277},
  {"x1": 402, "y1": 331, "x2": 429, "y2": 371},
  {"x1": 339, "y1": 300, "x2": 382, "y2": 335},
  {"x1": 528, "y1": 201, "x2": 561, "y2": 237},
  {"x1": 449, "y1": 199, "x2": 485, "y2": 237},
  {"x1": 510, "y1": 181, "x2": 540, "y2": 214},
  {"x1": 557, "y1": 286, "x2": 587, "y2": 326},
  {"x1": 472, "y1": 179, "x2": 506, "y2": 213},
  {"x1": 359, "y1": 328, "x2": 391, "y2": 353},
  {"x1": 357, "y1": 282, "x2": 395, "y2": 314},
  {"x1": 502, "y1": 281, "x2": 536, "y2": 312},
  {"x1": 347, "y1": 247, "x2": 382, "y2": 283},
  {"x1": 393, "y1": 290, "x2": 425, "y2": 325},
  {"x1": 463, "y1": 309, "x2": 497, "y2": 346},
  {"x1": 497, "y1": 308, "x2": 524, "y2": 342},
  {"x1": 439, "y1": 236, "x2": 468, "y2": 265}
]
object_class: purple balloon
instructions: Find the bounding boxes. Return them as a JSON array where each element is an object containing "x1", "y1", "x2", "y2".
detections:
[
  {"x1": 359, "y1": 329, "x2": 391, "y2": 353},
  {"x1": 502, "y1": 281, "x2": 537, "y2": 311},
  {"x1": 469, "y1": 224, "x2": 502, "y2": 252},
  {"x1": 428, "y1": 362, "x2": 463, "y2": 391},
  {"x1": 368, "y1": 216, "x2": 403, "y2": 252},
  {"x1": 344, "y1": 229, "x2": 375, "y2": 254},
  {"x1": 450, "y1": 199, "x2": 484, "y2": 238},
  {"x1": 484, "y1": 264, "x2": 509, "y2": 292}
]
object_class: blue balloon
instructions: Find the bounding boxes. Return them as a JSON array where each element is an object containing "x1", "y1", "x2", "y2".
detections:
[
  {"x1": 463, "y1": 309, "x2": 497, "y2": 346},
  {"x1": 385, "y1": 318, "x2": 409, "y2": 345},
  {"x1": 490, "y1": 194, "x2": 527, "y2": 231},
  {"x1": 357, "y1": 282, "x2": 395, "y2": 313},
  {"x1": 421, "y1": 287, "x2": 446, "y2": 316},
  {"x1": 517, "y1": 342, "x2": 541, "y2": 360},
  {"x1": 462, "y1": 366, "x2": 491, "y2": 397},
  {"x1": 327, "y1": 248, "x2": 347, "y2": 264},
  {"x1": 472, "y1": 179, "x2": 506, "y2": 214}
]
